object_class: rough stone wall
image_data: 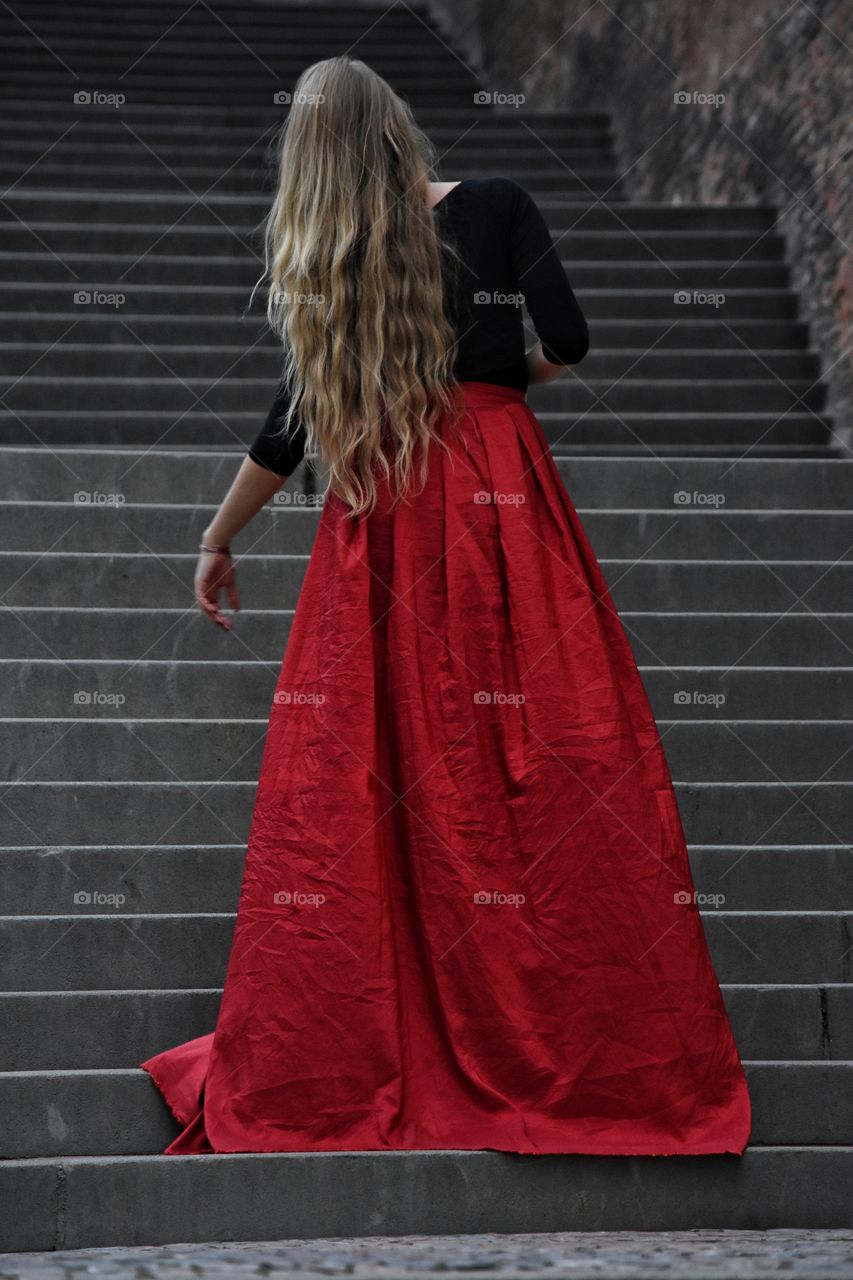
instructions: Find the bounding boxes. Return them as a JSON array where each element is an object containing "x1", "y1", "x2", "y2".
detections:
[{"x1": 427, "y1": 0, "x2": 852, "y2": 432}]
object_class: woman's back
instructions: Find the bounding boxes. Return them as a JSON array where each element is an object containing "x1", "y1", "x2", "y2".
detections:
[
  {"x1": 432, "y1": 176, "x2": 588, "y2": 389},
  {"x1": 248, "y1": 177, "x2": 589, "y2": 477}
]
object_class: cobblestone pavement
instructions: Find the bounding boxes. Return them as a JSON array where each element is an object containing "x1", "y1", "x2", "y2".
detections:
[{"x1": 2, "y1": 1232, "x2": 853, "y2": 1280}]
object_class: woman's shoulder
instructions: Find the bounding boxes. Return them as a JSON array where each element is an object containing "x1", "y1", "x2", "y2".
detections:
[
  {"x1": 448, "y1": 176, "x2": 527, "y2": 227},
  {"x1": 456, "y1": 175, "x2": 524, "y2": 204}
]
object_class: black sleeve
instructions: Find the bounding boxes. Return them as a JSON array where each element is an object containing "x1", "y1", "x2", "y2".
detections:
[
  {"x1": 247, "y1": 370, "x2": 308, "y2": 477},
  {"x1": 507, "y1": 179, "x2": 589, "y2": 366}
]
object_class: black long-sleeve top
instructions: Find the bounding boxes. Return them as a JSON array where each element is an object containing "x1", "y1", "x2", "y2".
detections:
[{"x1": 248, "y1": 177, "x2": 589, "y2": 476}]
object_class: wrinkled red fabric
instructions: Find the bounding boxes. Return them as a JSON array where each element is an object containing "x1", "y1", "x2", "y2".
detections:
[{"x1": 141, "y1": 381, "x2": 751, "y2": 1156}]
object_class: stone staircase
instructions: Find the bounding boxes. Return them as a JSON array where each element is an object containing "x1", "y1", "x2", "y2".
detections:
[{"x1": 1, "y1": 0, "x2": 851, "y2": 1253}]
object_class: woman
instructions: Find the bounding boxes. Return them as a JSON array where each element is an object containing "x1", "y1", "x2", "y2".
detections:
[{"x1": 141, "y1": 56, "x2": 751, "y2": 1156}]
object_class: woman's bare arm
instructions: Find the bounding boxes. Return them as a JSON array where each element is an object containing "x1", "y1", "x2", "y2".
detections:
[
  {"x1": 195, "y1": 456, "x2": 289, "y2": 629},
  {"x1": 526, "y1": 341, "x2": 572, "y2": 385}
]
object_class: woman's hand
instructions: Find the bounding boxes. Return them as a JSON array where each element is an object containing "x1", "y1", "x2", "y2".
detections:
[
  {"x1": 195, "y1": 547, "x2": 240, "y2": 629},
  {"x1": 193, "y1": 455, "x2": 290, "y2": 629}
]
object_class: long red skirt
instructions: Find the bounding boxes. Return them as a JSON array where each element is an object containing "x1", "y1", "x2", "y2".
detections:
[{"x1": 141, "y1": 380, "x2": 751, "y2": 1156}]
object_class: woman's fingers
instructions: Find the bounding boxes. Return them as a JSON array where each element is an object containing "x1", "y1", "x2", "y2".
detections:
[{"x1": 195, "y1": 550, "x2": 237, "y2": 628}]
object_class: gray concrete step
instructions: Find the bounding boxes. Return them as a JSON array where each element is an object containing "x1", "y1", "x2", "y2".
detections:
[
  {"x1": 3, "y1": 983, "x2": 851, "y2": 1070},
  {"x1": 0, "y1": 226, "x2": 786, "y2": 261},
  {"x1": 3, "y1": 451, "x2": 850, "y2": 506},
  {"x1": 4, "y1": 716, "x2": 853, "y2": 782},
  {"x1": 0, "y1": 313, "x2": 811, "y2": 350},
  {"x1": 0, "y1": 410, "x2": 834, "y2": 449},
  {"x1": 2, "y1": 776, "x2": 851, "y2": 846},
  {"x1": 0, "y1": 1, "x2": 433, "y2": 26},
  {"x1": 0, "y1": 842, "x2": 850, "y2": 914},
  {"x1": 2, "y1": 105, "x2": 614, "y2": 139},
  {"x1": 2, "y1": 910, "x2": 850, "y2": 991},
  {"x1": 0, "y1": 376, "x2": 825, "y2": 416},
  {"x1": 0, "y1": 83, "x2": 482, "y2": 110},
  {"x1": 1, "y1": 130, "x2": 615, "y2": 156},
  {"x1": 0, "y1": 282, "x2": 801, "y2": 318},
  {"x1": 0, "y1": 343, "x2": 820, "y2": 381},
  {"x1": 1, "y1": 551, "x2": 851, "y2": 614},
  {"x1": 3, "y1": 503, "x2": 850, "y2": 561},
  {"x1": 2, "y1": 1147, "x2": 851, "y2": 1251},
  {"x1": 0, "y1": 166, "x2": 617, "y2": 196},
  {"x1": 0, "y1": 255, "x2": 789, "y2": 289},
  {"x1": 2, "y1": 607, "x2": 853, "y2": 665},
  {"x1": 2, "y1": 1062, "x2": 849, "y2": 1159},
  {"x1": 0, "y1": 189, "x2": 778, "y2": 230}
]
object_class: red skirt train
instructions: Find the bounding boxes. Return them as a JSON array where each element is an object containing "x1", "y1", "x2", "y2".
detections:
[{"x1": 141, "y1": 381, "x2": 751, "y2": 1156}]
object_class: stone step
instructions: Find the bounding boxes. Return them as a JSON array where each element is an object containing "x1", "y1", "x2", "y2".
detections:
[
  {"x1": 0, "y1": 34, "x2": 464, "y2": 58},
  {"x1": 0, "y1": 83, "x2": 482, "y2": 109},
  {"x1": 3, "y1": 1062, "x2": 850, "y2": 1159},
  {"x1": 553, "y1": 444, "x2": 839, "y2": 459},
  {"x1": 0, "y1": 41, "x2": 481, "y2": 66},
  {"x1": 1, "y1": 552, "x2": 850, "y2": 615},
  {"x1": 0, "y1": 225, "x2": 785, "y2": 261},
  {"x1": 0, "y1": 61, "x2": 483, "y2": 85},
  {"x1": 0, "y1": 344, "x2": 820, "y2": 381},
  {"x1": 0, "y1": 282, "x2": 800, "y2": 318},
  {"x1": 0, "y1": 255, "x2": 789, "y2": 290},
  {"x1": 1, "y1": 841, "x2": 850, "y2": 914},
  {"x1": 4, "y1": 717, "x2": 853, "y2": 784},
  {"x1": 3, "y1": 451, "x2": 848, "y2": 507},
  {"x1": 1, "y1": 127, "x2": 614, "y2": 153},
  {"x1": 3, "y1": 1147, "x2": 852, "y2": 1251},
  {"x1": 0, "y1": 909, "x2": 851, "y2": 990},
  {"x1": 0, "y1": 410, "x2": 833, "y2": 450},
  {"x1": 543, "y1": 414, "x2": 832, "y2": 450},
  {"x1": 2, "y1": 608, "x2": 852, "y2": 666},
  {"x1": 0, "y1": 189, "x2": 777, "y2": 230},
  {"x1": 1, "y1": 776, "x2": 852, "y2": 848},
  {"x1": 0, "y1": 316, "x2": 815, "y2": 355},
  {"x1": 1, "y1": 103, "x2": 614, "y2": 137},
  {"x1": 0, "y1": 376, "x2": 826, "y2": 416},
  {"x1": 3, "y1": 982, "x2": 850, "y2": 1071},
  {"x1": 0, "y1": 148, "x2": 617, "y2": 174},
  {"x1": 6, "y1": 502, "x2": 851, "y2": 562},
  {"x1": 550, "y1": 458, "x2": 853, "y2": 509},
  {"x1": 0, "y1": 1, "x2": 433, "y2": 25},
  {"x1": 1, "y1": 376, "x2": 824, "y2": 417},
  {"x1": 0, "y1": 165, "x2": 617, "y2": 195},
  {"x1": 1, "y1": 500, "x2": 850, "y2": 555}
]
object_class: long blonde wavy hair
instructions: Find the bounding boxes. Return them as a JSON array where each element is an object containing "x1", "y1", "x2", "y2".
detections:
[{"x1": 259, "y1": 56, "x2": 464, "y2": 517}]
